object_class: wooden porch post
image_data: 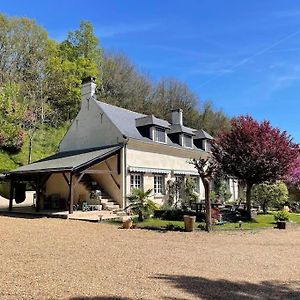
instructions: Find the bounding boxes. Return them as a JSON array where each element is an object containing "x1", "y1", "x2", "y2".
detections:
[
  {"x1": 36, "y1": 177, "x2": 41, "y2": 212},
  {"x1": 8, "y1": 179, "x2": 14, "y2": 211},
  {"x1": 69, "y1": 173, "x2": 74, "y2": 214}
]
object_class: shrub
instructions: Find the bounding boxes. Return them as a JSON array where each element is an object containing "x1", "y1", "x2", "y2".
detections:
[
  {"x1": 274, "y1": 210, "x2": 290, "y2": 222},
  {"x1": 252, "y1": 181, "x2": 288, "y2": 213},
  {"x1": 127, "y1": 189, "x2": 158, "y2": 222},
  {"x1": 154, "y1": 209, "x2": 205, "y2": 222}
]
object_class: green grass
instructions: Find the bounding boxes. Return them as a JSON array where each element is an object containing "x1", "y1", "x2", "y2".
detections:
[
  {"x1": 137, "y1": 218, "x2": 186, "y2": 228},
  {"x1": 128, "y1": 213, "x2": 300, "y2": 231},
  {"x1": 0, "y1": 125, "x2": 69, "y2": 171}
]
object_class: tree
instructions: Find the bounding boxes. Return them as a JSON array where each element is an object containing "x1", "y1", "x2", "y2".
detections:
[
  {"x1": 23, "y1": 105, "x2": 39, "y2": 164},
  {"x1": 213, "y1": 115, "x2": 299, "y2": 218},
  {"x1": 213, "y1": 178, "x2": 232, "y2": 203},
  {"x1": 252, "y1": 182, "x2": 288, "y2": 213},
  {"x1": 127, "y1": 189, "x2": 158, "y2": 222},
  {"x1": 99, "y1": 52, "x2": 152, "y2": 112},
  {"x1": 46, "y1": 21, "x2": 103, "y2": 121},
  {"x1": 286, "y1": 155, "x2": 300, "y2": 188},
  {"x1": 193, "y1": 157, "x2": 219, "y2": 232},
  {"x1": 0, "y1": 83, "x2": 25, "y2": 152}
]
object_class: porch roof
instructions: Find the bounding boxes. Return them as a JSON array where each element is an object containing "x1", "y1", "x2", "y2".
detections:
[{"x1": 7, "y1": 144, "x2": 122, "y2": 176}]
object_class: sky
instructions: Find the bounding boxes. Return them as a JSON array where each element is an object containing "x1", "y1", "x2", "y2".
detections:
[{"x1": 2, "y1": 0, "x2": 300, "y2": 141}]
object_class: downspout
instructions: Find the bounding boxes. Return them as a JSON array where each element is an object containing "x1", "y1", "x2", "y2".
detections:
[{"x1": 123, "y1": 137, "x2": 128, "y2": 209}]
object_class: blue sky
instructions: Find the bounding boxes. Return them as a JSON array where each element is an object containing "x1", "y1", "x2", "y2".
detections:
[{"x1": 2, "y1": 1, "x2": 300, "y2": 141}]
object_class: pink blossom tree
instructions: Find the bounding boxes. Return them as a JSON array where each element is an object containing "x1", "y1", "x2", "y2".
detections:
[
  {"x1": 286, "y1": 156, "x2": 300, "y2": 188},
  {"x1": 213, "y1": 115, "x2": 299, "y2": 218}
]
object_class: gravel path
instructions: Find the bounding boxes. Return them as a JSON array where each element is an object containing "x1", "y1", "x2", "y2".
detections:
[{"x1": 0, "y1": 216, "x2": 299, "y2": 300}]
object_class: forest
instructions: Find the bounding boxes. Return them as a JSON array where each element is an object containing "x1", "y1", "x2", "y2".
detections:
[{"x1": 0, "y1": 14, "x2": 230, "y2": 170}]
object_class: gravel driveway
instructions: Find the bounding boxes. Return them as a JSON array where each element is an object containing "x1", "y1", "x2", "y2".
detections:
[{"x1": 0, "y1": 216, "x2": 299, "y2": 299}]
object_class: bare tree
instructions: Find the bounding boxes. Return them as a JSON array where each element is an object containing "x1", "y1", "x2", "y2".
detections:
[{"x1": 192, "y1": 157, "x2": 219, "y2": 232}]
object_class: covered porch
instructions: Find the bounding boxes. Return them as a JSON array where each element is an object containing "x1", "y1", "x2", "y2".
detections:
[{"x1": 4, "y1": 144, "x2": 125, "y2": 217}]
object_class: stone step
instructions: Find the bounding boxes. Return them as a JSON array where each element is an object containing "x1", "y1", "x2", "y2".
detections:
[
  {"x1": 100, "y1": 198, "x2": 114, "y2": 204},
  {"x1": 116, "y1": 211, "x2": 128, "y2": 216},
  {"x1": 100, "y1": 195, "x2": 112, "y2": 200},
  {"x1": 103, "y1": 203, "x2": 120, "y2": 211}
]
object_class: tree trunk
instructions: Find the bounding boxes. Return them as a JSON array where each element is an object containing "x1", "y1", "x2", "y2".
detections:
[
  {"x1": 203, "y1": 178, "x2": 212, "y2": 232},
  {"x1": 262, "y1": 201, "x2": 267, "y2": 214},
  {"x1": 246, "y1": 182, "x2": 253, "y2": 220},
  {"x1": 28, "y1": 136, "x2": 33, "y2": 164}
]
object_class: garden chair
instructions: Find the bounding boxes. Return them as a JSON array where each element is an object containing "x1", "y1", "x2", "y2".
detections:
[{"x1": 82, "y1": 201, "x2": 91, "y2": 212}]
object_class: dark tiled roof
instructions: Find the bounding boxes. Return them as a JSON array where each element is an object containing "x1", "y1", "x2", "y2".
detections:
[
  {"x1": 96, "y1": 101, "x2": 210, "y2": 149},
  {"x1": 169, "y1": 124, "x2": 196, "y2": 135},
  {"x1": 135, "y1": 115, "x2": 170, "y2": 129},
  {"x1": 8, "y1": 144, "x2": 122, "y2": 175},
  {"x1": 194, "y1": 129, "x2": 214, "y2": 140}
]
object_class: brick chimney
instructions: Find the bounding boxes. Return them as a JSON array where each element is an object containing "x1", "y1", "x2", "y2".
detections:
[
  {"x1": 81, "y1": 76, "x2": 97, "y2": 109},
  {"x1": 171, "y1": 108, "x2": 183, "y2": 125}
]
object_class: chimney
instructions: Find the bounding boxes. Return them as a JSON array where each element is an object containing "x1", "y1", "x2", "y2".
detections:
[
  {"x1": 171, "y1": 108, "x2": 183, "y2": 125},
  {"x1": 81, "y1": 76, "x2": 97, "y2": 109}
]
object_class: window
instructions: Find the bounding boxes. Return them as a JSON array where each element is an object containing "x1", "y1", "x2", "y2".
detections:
[
  {"x1": 191, "y1": 176, "x2": 200, "y2": 193},
  {"x1": 183, "y1": 134, "x2": 193, "y2": 148},
  {"x1": 130, "y1": 173, "x2": 143, "y2": 191},
  {"x1": 154, "y1": 175, "x2": 165, "y2": 194},
  {"x1": 154, "y1": 127, "x2": 166, "y2": 143}
]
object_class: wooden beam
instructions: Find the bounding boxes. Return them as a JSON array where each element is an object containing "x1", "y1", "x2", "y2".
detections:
[
  {"x1": 105, "y1": 160, "x2": 120, "y2": 189},
  {"x1": 62, "y1": 172, "x2": 70, "y2": 186},
  {"x1": 73, "y1": 172, "x2": 85, "y2": 188},
  {"x1": 41, "y1": 173, "x2": 51, "y2": 188},
  {"x1": 8, "y1": 180, "x2": 14, "y2": 211},
  {"x1": 117, "y1": 150, "x2": 121, "y2": 175},
  {"x1": 68, "y1": 173, "x2": 74, "y2": 214},
  {"x1": 36, "y1": 177, "x2": 41, "y2": 212}
]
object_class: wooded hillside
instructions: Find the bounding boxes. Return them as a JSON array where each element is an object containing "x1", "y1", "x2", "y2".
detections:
[{"x1": 0, "y1": 14, "x2": 230, "y2": 170}]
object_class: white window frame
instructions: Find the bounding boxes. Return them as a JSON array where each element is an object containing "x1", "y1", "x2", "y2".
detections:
[
  {"x1": 153, "y1": 127, "x2": 167, "y2": 144},
  {"x1": 130, "y1": 173, "x2": 143, "y2": 191},
  {"x1": 183, "y1": 134, "x2": 193, "y2": 148},
  {"x1": 154, "y1": 174, "x2": 165, "y2": 195}
]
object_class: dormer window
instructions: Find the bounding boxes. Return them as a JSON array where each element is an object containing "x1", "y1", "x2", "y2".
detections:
[
  {"x1": 183, "y1": 134, "x2": 193, "y2": 148},
  {"x1": 154, "y1": 127, "x2": 167, "y2": 143}
]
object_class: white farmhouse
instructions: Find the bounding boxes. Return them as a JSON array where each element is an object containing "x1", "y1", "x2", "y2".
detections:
[{"x1": 7, "y1": 77, "x2": 237, "y2": 214}]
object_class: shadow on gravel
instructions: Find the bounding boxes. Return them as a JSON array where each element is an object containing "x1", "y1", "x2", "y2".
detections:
[
  {"x1": 0, "y1": 211, "x2": 46, "y2": 219},
  {"x1": 153, "y1": 274, "x2": 300, "y2": 300}
]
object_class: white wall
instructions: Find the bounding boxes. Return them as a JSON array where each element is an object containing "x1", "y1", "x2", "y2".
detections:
[
  {"x1": 228, "y1": 179, "x2": 239, "y2": 202},
  {"x1": 59, "y1": 98, "x2": 124, "y2": 152},
  {"x1": 125, "y1": 140, "x2": 208, "y2": 206}
]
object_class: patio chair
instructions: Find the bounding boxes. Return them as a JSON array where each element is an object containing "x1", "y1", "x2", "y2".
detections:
[{"x1": 82, "y1": 201, "x2": 91, "y2": 212}]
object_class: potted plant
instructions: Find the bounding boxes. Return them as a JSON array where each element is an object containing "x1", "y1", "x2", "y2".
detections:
[
  {"x1": 274, "y1": 210, "x2": 289, "y2": 229},
  {"x1": 122, "y1": 217, "x2": 133, "y2": 229},
  {"x1": 183, "y1": 215, "x2": 196, "y2": 232}
]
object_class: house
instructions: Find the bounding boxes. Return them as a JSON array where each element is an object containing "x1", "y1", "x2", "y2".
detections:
[{"x1": 6, "y1": 77, "x2": 238, "y2": 214}]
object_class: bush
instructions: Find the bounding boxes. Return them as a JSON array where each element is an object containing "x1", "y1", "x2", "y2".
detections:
[
  {"x1": 154, "y1": 209, "x2": 205, "y2": 222},
  {"x1": 252, "y1": 181, "x2": 288, "y2": 213},
  {"x1": 274, "y1": 210, "x2": 290, "y2": 222}
]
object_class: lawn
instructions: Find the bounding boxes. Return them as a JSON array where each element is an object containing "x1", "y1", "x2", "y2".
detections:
[{"x1": 133, "y1": 213, "x2": 300, "y2": 231}]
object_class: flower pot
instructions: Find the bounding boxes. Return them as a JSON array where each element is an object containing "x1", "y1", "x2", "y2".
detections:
[
  {"x1": 184, "y1": 215, "x2": 196, "y2": 232},
  {"x1": 277, "y1": 220, "x2": 286, "y2": 230},
  {"x1": 123, "y1": 219, "x2": 133, "y2": 229}
]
